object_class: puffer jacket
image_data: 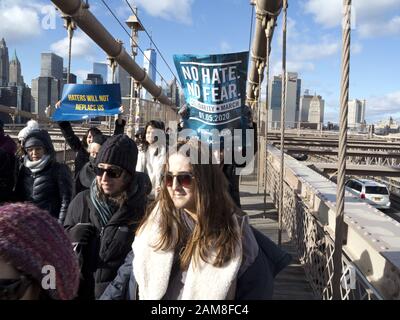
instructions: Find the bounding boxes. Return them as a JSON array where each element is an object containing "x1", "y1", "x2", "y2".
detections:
[
  {"x1": 64, "y1": 171, "x2": 151, "y2": 299},
  {"x1": 15, "y1": 130, "x2": 73, "y2": 223}
]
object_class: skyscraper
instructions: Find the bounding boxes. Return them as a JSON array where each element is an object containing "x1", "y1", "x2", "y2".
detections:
[
  {"x1": 115, "y1": 65, "x2": 131, "y2": 100},
  {"x1": 9, "y1": 50, "x2": 24, "y2": 86},
  {"x1": 0, "y1": 38, "x2": 9, "y2": 87},
  {"x1": 299, "y1": 90, "x2": 313, "y2": 123},
  {"x1": 40, "y1": 53, "x2": 63, "y2": 80},
  {"x1": 308, "y1": 94, "x2": 325, "y2": 125},
  {"x1": 141, "y1": 48, "x2": 156, "y2": 100},
  {"x1": 93, "y1": 62, "x2": 108, "y2": 84},
  {"x1": 32, "y1": 53, "x2": 64, "y2": 119},
  {"x1": 348, "y1": 99, "x2": 366, "y2": 128},
  {"x1": 268, "y1": 72, "x2": 301, "y2": 128}
]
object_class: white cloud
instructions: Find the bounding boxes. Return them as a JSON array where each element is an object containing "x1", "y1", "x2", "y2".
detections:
[
  {"x1": 0, "y1": 4, "x2": 41, "y2": 41},
  {"x1": 220, "y1": 41, "x2": 232, "y2": 53},
  {"x1": 367, "y1": 91, "x2": 400, "y2": 120},
  {"x1": 50, "y1": 31, "x2": 97, "y2": 61},
  {"x1": 303, "y1": 0, "x2": 400, "y2": 38},
  {"x1": 272, "y1": 61, "x2": 315, "y2": 76},
  {"x1": 132, "y1": 0, "x2": 194, "y2": 25},
  {"x1": 358, "y1": 15, "x2": 400, "y2": 38},
  {"x1": 289, "y1": 40, "x2": 340, "y2": 61}
]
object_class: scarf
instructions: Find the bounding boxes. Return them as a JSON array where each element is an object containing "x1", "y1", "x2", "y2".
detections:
[
  {"x1": 24, "y1": 154, "x2": 51, "y2": 173},
  {"x1": 89, "y1": 179, "x2": 114, "y2": 228},
  {"x1": 132, "y1": 203, "x2": 243, "y2": 300}
]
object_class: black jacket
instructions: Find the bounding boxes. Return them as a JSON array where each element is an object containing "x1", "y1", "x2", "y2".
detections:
[
  {"x1": 15, "y1": 161, "x2": 73, "y2": 222},
  {"x1": 58, "y1": 119, "x2": 126, "y2": 196},
  {"x1": 15, "y1": 130, "x2": 73, "y2": 222},
  {"x1": 64, "y1": 171, "x2": 150, "y2": 299},
  {"x1": 0, "y1": 149, "x2": 17, "y2": 204}
]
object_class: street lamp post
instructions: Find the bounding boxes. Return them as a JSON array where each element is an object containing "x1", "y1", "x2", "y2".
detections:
[{"x1": 126, "y1": 8, "x2": 143, "y2": 139}]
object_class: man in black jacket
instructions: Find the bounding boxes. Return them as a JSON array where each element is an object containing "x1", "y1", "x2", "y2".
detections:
[{"x1": 64, "y1": 134, "x2": 151, "y2": 299}]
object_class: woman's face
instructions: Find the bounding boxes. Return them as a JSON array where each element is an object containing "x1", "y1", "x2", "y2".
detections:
[
  {"x1": 89, "y1": 142, "x2": 101, "y2": 159},
  {"x1": 26, "y1": 146, "x2": 45, "y2": 161},
  {"x1": 0, "y1": 257, "x2": 37, "y2": 300},
  {"x1": 87, "y1": 131, "x2": 94, "y2": 145},
  {"x1": 145, "y1": 126, "x2": 156, "y2": 145},
  {"x1": 166, "y1": 153, "x2": 195, "y2": 213}
]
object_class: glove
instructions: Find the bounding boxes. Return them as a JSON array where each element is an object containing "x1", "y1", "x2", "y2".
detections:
[{"x1": 68, "y1": 223, "x2": 96, "y2": 245}]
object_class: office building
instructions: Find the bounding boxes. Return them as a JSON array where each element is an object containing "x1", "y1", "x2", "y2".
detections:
[
  {"x1": 141, "y1": 48, "x2": 157, "y2": 100},
  {"x1": 93, "y1": 62, "x2": 108, "y2": 84},
  {"x1": 268, "y1": 72, "x2": 301, "y2": 128},
  {"x1": 348, "y1": 99, "x2": 366, "y2": 128},
  {"x1": 9, "y1": 50, "x2": 24, "y2": 86},
  {"x1": 0, "y1": 38, "x2": 9, "y2": 87}
]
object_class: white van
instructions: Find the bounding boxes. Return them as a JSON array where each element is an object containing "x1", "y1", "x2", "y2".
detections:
[{"x1": 345, "y1": 178, "x2": 391, "y2": 210}]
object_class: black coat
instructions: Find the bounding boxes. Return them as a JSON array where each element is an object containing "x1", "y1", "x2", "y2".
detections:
[
  {"x1": 15, "y1": 159, "x2": 73, "y2": 223},
  {"x1": 0, "y1": 149, "x2": 17, "y2": 204},
  {"x1": 64, "y1": 171, "x2": 150, "y2": 299}
]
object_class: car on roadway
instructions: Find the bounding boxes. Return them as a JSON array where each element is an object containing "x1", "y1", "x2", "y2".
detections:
[{"x1": 345, "y1": 178, "x2": 391, "y2": 210}]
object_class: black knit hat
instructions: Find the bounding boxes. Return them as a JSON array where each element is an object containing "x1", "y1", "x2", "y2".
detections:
[
  {"x1": 95, "y1": 134, "x2": 138, "y2": 175},
  {"x1": 92, "y1": 134, "x2": 107, "y2": 146}
]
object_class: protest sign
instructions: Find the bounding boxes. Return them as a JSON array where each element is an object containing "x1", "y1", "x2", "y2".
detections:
[
  {"x1": 52, "y1": 84, "x2": 121, "y2": 121},
  {"x1": 173, "y1": 51, "x2": 249, "y2": 137}
]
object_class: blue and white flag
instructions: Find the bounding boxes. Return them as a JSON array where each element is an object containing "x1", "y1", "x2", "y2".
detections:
[
  {"x1": 173, "y1": 51, "x2": 249, "y2": 134},
  {"x1": 52, "y1": 84, "x2": 121, "y2": 121}
]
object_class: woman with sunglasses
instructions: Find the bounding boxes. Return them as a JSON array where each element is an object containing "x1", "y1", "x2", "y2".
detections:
[
  {"x1": 0, "y1": 202, "x2": 80, "y2": 300},
  {"x1": 101, "y1": 138, "x2": 290, "y2": 300},
  {"x1": 64, "y1": 134, "x2": 151, "y2": 300}
]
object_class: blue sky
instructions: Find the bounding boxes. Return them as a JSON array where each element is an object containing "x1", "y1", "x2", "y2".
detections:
[{"x1": 0, "y1": 0, "x2": 399, "y2": 123}]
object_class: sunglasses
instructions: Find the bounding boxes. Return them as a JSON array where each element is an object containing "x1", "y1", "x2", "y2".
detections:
[
  {"x1": 94, "y1": 166, "x2": 124, "y2": 179},
  {"x1": 0, "y1": 275, "x2": 33, "y2": 300},
  {"x1": 164, "y1": 172, "x2": 193, "y2": 188}
]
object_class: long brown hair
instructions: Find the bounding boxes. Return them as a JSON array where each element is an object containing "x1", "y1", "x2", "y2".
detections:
[{"x1": 137, "y1": 138, "x2": 242, "y2": 269}]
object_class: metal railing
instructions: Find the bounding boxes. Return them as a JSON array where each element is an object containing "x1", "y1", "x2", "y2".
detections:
[{"x1": 265, "y1": 147, "x2": 386, "y2": 300}]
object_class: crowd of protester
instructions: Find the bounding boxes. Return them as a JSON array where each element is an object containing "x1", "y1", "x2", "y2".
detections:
[{"x1": 0, "y1": 111, "x2": 290, "y2": 300}]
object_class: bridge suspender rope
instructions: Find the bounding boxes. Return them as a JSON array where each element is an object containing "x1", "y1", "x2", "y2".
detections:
[
  {"x1": 62, "y1": 15, "x2": 76, "y2": 163},
  {"x1": 278, "y1": 0, "x2": 288, "y2": 246},
  {"x1": 333, "y1": 0, "x2": 352, "y2": 300},
  {"x1": 263, "y1": 20, "x2": 273, "y2": 214},
  {"x1": 62, "y1": 16, "x2": 76, "y2": 85}
]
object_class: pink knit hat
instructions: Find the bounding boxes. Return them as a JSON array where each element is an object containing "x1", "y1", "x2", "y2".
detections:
[{"x1": 0, "y1": 203, "x2": 80, "y2": 300}]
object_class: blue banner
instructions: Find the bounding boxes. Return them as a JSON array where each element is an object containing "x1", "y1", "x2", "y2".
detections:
[
  {"x1": 52, "y1": 84, "x2": 121, "y2": 121},
  {"x1": 173, "y1": 51, "x2": 249, "y2": 134}
]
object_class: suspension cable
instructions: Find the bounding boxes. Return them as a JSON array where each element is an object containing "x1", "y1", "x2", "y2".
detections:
[
  {"x1": 124, "y1": 0, "x2": 181, "y2": 87},
  {"x1": 278, "y1": 0, "x2": 288, "y2": 246},
  {"x1": 63, "y1": 16, "x2": 76, "y2": 84},
  {"x1": 100, "y1": 0, "x2": 170, "y2": 88},
  {"x1": 263, "y1": 20, "x2": 273, "y2": 213},
  {"x1": 248, "y1": 4, "x2": 255, "y2": 54},
  {"x1": 332, "y1": 0, "x2": 352, "y2": 301}
]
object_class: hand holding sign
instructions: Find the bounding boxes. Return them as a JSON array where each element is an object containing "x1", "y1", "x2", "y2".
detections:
[{"x1": 52, "y1": 84, "x2": 122, "y2": 122}]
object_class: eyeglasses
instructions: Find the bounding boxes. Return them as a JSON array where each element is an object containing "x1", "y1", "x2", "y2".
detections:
[
  {"x1": 0, "y1": 275, "x2": 33, "y2": 300},
  {"x1": 94, "y1": 166, "x2": 123, "y2": 179},
  {"x1": 164, "y1": 172, "x2": 193, "y2": 188}
]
